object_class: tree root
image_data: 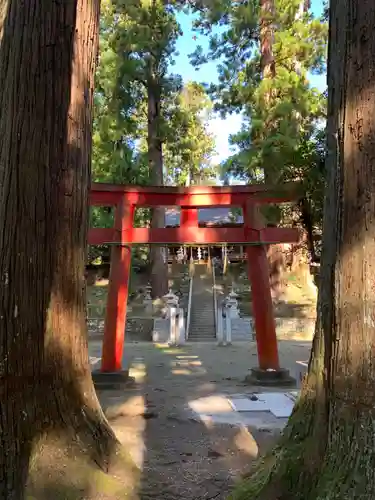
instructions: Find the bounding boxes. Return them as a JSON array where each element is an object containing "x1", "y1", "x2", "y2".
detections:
[{"x1": 27, "y1": 430, "x2": 139, "y2": 500}]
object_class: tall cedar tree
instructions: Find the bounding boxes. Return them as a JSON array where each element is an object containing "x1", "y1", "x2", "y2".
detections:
[
  {"x1": 190, "y1": 0, "x2": 327, "y2": 232},
  {"x1": 232, "y1": 1, "x2": 375, "y2": 499},
  {"x1": 95, "y1": 0, "x2": 182, "y2": 298},
  {"x1": 0, "y1": 0, "x2": 118, "y2": 497}
]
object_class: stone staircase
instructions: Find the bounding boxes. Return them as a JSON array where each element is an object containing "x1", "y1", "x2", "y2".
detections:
[{"x1": 188, "y1": 263, "x2": 216, "y2": 341}]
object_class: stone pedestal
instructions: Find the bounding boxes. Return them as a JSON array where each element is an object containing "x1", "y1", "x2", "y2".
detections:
[
  {"x1": 92, "y1": 363, "x2": 135, "y2": 390},
  {"x1": 244, "y1": 367, "x2": 296, "y2": 387}
]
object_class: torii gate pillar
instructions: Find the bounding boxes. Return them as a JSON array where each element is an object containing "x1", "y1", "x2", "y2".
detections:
[
  {"x1": 243, "y1": 202, "x2": 294, "y2": 386},
  {"x1": 92, "y1": 198, "x2": 134, "y2": 387}
]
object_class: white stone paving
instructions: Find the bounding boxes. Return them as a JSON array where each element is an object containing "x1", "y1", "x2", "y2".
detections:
[{"x1": 187, "y1": 391, "x2": 300, "y2": 431}]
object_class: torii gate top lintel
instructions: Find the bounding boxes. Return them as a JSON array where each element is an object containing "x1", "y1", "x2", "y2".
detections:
[
  {"x1": 90, "y1": 181, "x2": 303, "y2": 207},
  {"x1": 88, "y1": 182, "x2": 303, "y2": 246}
]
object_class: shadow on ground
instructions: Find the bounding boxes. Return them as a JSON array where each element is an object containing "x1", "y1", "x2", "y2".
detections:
[
  {"x1": 26, "y1": 340, "x2": 310, "y2": 499},
  {"x1": 98, "y1": 341, "x2": 309, "y2": 499}
]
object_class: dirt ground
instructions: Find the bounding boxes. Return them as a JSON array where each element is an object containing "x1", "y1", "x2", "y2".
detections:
[
  {"x1": 27, "y1": 341, "x2": 310, "y2": 500},
  {"x1": 27, "y1": 341, "x2": 310, "y2": 499}
]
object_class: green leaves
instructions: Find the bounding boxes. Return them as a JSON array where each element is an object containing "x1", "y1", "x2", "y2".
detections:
[
  {"x1": 163, "y1": 82, "x2": 216, "y2": 186},
  {"x1": 189, "y1": 0, "x2": 327, "y2": 232}
]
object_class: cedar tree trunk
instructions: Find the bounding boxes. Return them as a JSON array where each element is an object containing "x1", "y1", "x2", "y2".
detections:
[
  {"x1": 260, "y1": 0, "x2": 276, "y2": 82},
  {"x1": 147, "y1": 77, "x2": 168, "y2": 299},
  {"x1": 231, "y1": 1, "x2": 375, "y2": 499},
  {"x1": 0, "y1": 1, "x2": 118, "y2": 498}
]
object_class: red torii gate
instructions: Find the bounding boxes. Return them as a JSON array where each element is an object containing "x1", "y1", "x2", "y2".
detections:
[{"x1": 89, "y1": 182, "x2": 302, "y2": 384}]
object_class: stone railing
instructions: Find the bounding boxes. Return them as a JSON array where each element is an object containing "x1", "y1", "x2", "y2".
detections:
[
  {"x1": 185, "y1": 268, "x2": 194, "y2": 340},
  {"x1": 212, "y1": 260, "x2": 218, "y2": 336}
]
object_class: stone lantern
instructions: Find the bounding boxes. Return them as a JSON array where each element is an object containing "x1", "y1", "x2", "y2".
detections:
[
  {"x1": 143, "y1": 284, "x2": 153, "y2": 313},
  {"x1": 225, "y1": 288, "x2": 240, "y2": 319},
  {"x1": 163, "y1": 289, "x2": 179, "y2": 316}
]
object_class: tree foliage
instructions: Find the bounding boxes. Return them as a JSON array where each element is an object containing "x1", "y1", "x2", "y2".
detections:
[
  {"x1": 90, "y1": 1, "x2": 217, "y2": 270},
  {"x1": 189, "y1": 0, "x2": 328, "y2": 235},
  {"x1": 164, "y1": 81, "x2": 217, "y2": 185}
]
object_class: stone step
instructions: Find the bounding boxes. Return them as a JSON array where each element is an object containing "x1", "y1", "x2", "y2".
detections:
[
  {"x1": 190, "y1": 328, "x2": 215, "y2": 332},
  {"x1": 189, "y1": 336, "x2": 216, "y2": 340},
  {"x1": 189, "y1": 337, "x2": 216, "y2": 342},
  {"x1": 190, "y1": 333, "x2": 215, "y2": 336},
  {"x1": 190, "y1": 325, "x2": 215, "y2": 329},
  {"x1": 190, "y1": 323, "x2": 215, "y2": 327},
  {"x1": 190, "y1": 312, "x2": 214, "y2": 316},
  {"x1": 191, "y1": 299, "x2": 214, "y2": 303},
  {"x1": 190, "y1": 332, "x2": 215, "y2": 335},
  {"x1": 190, "y1": 303, "x2": 214, "y2": 308},
  {"x1": 190, "y1": 319, "x2": 215, "y2": 322}
]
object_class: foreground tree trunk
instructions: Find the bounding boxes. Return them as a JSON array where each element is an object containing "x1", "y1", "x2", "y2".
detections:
[
  {"x1": 232, "y1": 2, "x2": 375, "y2": 499},
  {"x1": 0, "y1": 1, "x2": 118, "y2": 498}
]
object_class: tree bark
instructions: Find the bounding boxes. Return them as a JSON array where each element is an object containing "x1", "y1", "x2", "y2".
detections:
[
  {"x1": 147, "y1": 78, "x2": 168, "y2": 299},
  {"x1": 259, "y1": 0, "x2": 279, "y2": 223},
  {"x1": 298, "y1": 198, "x2": 317, "y2": 261},
  {"x1": 232, "y1": 1, "x2": 375, "y2": 499},
  {"x1": 0, "y1": 1, "x2": 118, "y2": 498},
  {"x1": 260, "y1": 0, "x2": 276, "y2": 82}
]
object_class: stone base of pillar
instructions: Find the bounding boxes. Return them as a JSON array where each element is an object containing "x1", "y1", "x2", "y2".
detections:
[
  {"x1": 91, "y1": 370, "x2": 135, "y2": 390},
  {"x1": 244, "y1": 367, "x2": 296, "y2": 387},
  {"x1": 217, "y1": 341, "x2": 232, "y2": 347}
]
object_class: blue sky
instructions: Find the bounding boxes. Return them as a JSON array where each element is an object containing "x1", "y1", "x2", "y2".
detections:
[{"x1": 172, "y1": 0, "x2": 326, "y2": 164}]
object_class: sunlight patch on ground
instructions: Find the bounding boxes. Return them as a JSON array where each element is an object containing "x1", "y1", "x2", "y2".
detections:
[
  {"x1": 155, "y1": 344, "x2": 187, "y2": 355},
  {"x1": 172, "y1": 368, "x2": 194, "y2": 375},
  {"x1": 106, "y1": 395, "x2": 147, "y2": 471},
  {"x1": 95, "y1": 279, "x2": 109, "y2": 287},
  {"x1": 129, "y1": 357, "x2": 147, "y2": 382},
  {"x1": 176, "y1": 355, "x2": 199, "y2": 359},
  {"x1": 234, "y1": 426, "x2": 259, "y2": 458},
  {"x1": 172, "y1": 359, "x2": 202, "y2": 367},
  {"x1": 189, "y1": 395, "x2": 233, "y2": 414},
  {"x1": 170, "y1": 356, "x2": 207, "y2": 376}
]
